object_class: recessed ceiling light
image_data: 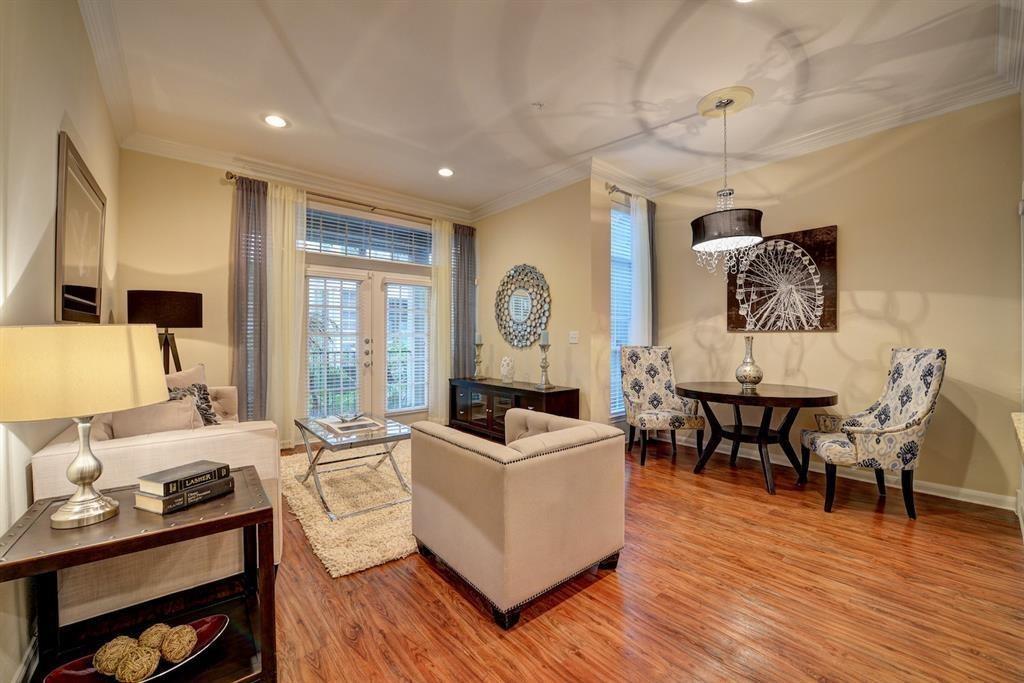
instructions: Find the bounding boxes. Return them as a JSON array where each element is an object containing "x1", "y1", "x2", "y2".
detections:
[
  {"x1": 263, "y1": 114, "x2": 288, "y2": 128},
  {"x1": 438, "y1": 167, "x2": 454, "y2": 177},
  {"x1": 736, "y1": 0, "x2": 754, "y2": 3}
]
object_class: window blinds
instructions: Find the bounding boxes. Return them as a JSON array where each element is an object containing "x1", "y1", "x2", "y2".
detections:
[
  {"x1": 302, "y1": 207, "x2": 432, "y2": 266},
  {"x1": 385, "y1": 283, "x2": 430, "y2": 412},
  {"x1": 306, "y1": 276, "x2": 361, "y2": 417},
  {"x1": 610, "y1": 206, "x2": 633, "y2": 417}
]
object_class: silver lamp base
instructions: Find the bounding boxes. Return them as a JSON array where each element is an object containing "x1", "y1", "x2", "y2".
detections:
[{"x1": 50, "y1": 417, "x2": 119, "y2": 529}]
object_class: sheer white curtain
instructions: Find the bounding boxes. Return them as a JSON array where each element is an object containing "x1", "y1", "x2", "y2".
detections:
[
  {"x1": 629, "y1": 195, "x2": 653, "y2": 346},
  {"x1": 428, "y1": 218, "x2": 453, "y2": 423},
  {"x1": 267, "y1": 183, "x2": 307, "y2": 446}
]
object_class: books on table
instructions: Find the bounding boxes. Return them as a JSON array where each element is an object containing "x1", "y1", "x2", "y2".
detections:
[
  {"x1": 316, "y1": 415, "x2": 383, "y2": 436},
  {"x1": 134, "y1": 460, "x2": 233, "y2": 515}
]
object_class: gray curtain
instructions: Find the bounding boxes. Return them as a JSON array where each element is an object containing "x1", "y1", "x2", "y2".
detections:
[
  {"x1": 646, "y1": 198, "x2": 657, "y2": 345},
  {"x1": 230, "y1": 176, "x2": 268, "y2": 420},
  {"x1": 451, "y1": 224, "x2": 477, "y2": 378}
]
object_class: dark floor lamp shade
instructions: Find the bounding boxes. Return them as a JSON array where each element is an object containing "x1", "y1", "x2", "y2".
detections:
[
  {"x1": 127, "y1": 290, "x2": 203, "y2": 373},
  {"x1": 127, "y1": 290, "x2": 203, "y2": 328}
]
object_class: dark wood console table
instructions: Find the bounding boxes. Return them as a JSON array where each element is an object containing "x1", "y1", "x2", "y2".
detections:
[
  {"x1": 0, "y1": 466, "x2": 275, "y2": 682},
  {"x1": 676, "y1": 382, "x2": 838, "y2": 494},
  {"x1": 450, "y1": 378, "x2": 580, "y2": 441}
]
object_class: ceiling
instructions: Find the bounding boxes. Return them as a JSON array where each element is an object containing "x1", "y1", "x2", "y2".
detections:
[{"x1": 87, "y1": 0, "x2": 1021, "y2": 218}]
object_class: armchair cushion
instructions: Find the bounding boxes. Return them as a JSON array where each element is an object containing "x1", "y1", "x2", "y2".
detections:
[{"x1": 635, "y1": 410, "x2": 704, "y2": 431}]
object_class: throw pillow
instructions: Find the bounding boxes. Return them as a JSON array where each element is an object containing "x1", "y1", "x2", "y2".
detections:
[
  {"x1": 168, "y1": 383, "x2": 220, "y2": 426},
  {"x1": 166, "y1": 364, "x2": 207, "y2": 390},
  {"x1": 112, "y1": 396, "x2": 204, "y2": 439}
]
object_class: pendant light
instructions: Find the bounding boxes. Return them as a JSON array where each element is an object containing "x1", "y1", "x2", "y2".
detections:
[{"x1": 691, "y1": 86, "x2": 763, "y2": 275}]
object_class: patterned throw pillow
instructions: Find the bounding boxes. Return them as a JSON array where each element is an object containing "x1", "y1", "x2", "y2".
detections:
[{"x1": 168, "y1": 383, "x2": 220, "y2": 426}]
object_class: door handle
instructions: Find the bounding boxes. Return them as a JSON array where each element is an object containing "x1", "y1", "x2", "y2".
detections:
[{"x1": 363, "y1": 361, "x2": 371, "y2": 368}]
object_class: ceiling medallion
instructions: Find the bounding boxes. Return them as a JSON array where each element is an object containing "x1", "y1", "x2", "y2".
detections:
[{"x1": 690, "y1": 86, "x2": 763, "y2": 276}]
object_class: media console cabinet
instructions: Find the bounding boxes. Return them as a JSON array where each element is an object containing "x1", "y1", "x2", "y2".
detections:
[{"x1": 449, "y1": 378, "x2": 580, "y2": 441}]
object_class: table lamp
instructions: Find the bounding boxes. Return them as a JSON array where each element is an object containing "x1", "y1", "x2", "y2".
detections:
[
  {"x1": 0, "y1": 324, "x2": 168, "y2": 528},
  {"x1": 127, "y1": 290, "x2": 203, "y2": 374}
]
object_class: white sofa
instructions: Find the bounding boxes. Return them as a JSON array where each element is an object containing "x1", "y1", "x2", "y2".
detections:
[
  {"x1": 411, "y1": 409, "x2": 624, "y2": 629},
  {"x1": 31, "y1": 387, "x2": 281, "y2": 625}
]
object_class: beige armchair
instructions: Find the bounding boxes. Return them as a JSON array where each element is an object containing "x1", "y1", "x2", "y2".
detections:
[{"x1": 411, "y1": 409, "x2": 624, "y2": 629}]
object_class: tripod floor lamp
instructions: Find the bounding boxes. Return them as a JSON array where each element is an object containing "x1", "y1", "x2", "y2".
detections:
[{"x1": 127, "y1": 290, "x2": 203, "y2": 374}]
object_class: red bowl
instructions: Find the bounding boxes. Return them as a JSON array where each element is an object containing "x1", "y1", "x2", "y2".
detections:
[{"x1": 44, "y1": 614, "x2": 229, "y2": 682}]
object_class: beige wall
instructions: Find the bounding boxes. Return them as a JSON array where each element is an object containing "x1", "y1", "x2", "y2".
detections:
[
  {"x1": 118, "y1": 150, "x2": 235, "y2": 385},
  {"x1": 476, "y1": 180, "x2": 603, "y2": 418},
  {"x1": 656, "y1": 95, "x2": 1022, "y2": 499},
  {"x1": 0, "y1": 1, "x2": 122, "y2": 679}
]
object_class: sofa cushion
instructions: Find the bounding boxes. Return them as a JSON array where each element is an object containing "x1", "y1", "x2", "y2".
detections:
[
  {"x1": 112, "y1": 396, "x2": 204, "y2": 438},
  {"x1": 166, "y1": 364, "x2": 206, "y2": 390},
  {"x1": 169, "y1": 383, "x2": 220, "y2": 425}
]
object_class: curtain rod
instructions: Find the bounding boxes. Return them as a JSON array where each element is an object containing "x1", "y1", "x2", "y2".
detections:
[
  {"x1": 224, "y1": 171, "x2": 433, "y2": 224},
  {"x1": 606, "y1": 182, "x2": 633, "y2": 198}
]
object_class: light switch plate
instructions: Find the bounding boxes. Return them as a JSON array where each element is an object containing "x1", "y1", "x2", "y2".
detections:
[{"x1": 568, "y1": 331, "x2": 580, "y2": 344}]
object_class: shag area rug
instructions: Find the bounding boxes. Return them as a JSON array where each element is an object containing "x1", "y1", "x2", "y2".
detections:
[{"x1": 280, "y1": 441, "x2": 416, "y2": 577}]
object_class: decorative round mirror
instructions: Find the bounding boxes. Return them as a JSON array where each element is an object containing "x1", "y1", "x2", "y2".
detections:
[{"x1": 495, "y1": 264, "x2": 550, "y2": 348}]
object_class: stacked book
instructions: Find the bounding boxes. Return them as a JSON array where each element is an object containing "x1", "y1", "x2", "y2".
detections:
[{"x1": 134, "y1": 460, "x2": 234, "y2": 514}]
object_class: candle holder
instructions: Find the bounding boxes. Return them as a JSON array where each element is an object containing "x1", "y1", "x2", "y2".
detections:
[
  {"x1": 473, "y1": 342, "x2": 484, "y2": 379},
  {"x1": 536, "y1": 343, "x2": 553, "y2": 389}
]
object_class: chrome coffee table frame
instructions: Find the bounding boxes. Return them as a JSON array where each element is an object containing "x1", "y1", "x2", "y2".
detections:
[{"x1": 294, "y1": 417, "x2": 412, "y2": 521}]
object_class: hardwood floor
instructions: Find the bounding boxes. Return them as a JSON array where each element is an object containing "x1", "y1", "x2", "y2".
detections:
[{"x1": 276, "y1": 441, "x2": 1024, "y2": 682}]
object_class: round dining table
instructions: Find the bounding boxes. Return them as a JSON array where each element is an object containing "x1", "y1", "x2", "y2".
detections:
[{"x1": 675, "y1": 382, "x2": 838, "y2": 494}]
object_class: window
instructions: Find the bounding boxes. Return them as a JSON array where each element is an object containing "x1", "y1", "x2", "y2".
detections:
[
  {"x1": 386, "y1": 283, "x2": 430, "y2": 412},
  {"x1": 306, "y1": 276, "x2": 361, "y2": 417},
  {"x1": 610, "y1": 205, "x2": 632, "y2": 417},
  {"x1": 301, "y1": 207, "x2": 432, "y2": 266}
]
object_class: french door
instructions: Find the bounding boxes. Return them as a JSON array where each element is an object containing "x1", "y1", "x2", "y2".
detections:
[{"x1": 305, "y1": 266, "x2": 430, "y2": 419}]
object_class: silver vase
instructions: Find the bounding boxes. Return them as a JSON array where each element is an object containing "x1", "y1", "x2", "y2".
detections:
[{"x1": 735, "y1": 335, "x2": 763, "y2": 392}]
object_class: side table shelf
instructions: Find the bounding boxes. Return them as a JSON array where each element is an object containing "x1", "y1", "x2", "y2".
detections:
[{"x1": 0, "y1": 466, "x2": 275, "y2": 683}]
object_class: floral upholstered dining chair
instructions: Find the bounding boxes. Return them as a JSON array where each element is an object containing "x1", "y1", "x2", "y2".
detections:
[
  {"x1": 800, "y1": 348, "x2": 946, "y2": 518},
  {"x1": 620, "y1": 346, "x2": 705, "y2": 466}
]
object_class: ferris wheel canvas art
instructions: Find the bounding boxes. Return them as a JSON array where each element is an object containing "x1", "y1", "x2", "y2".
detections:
[{"x1": 726, "y1": 225, "x2": 837, "y2": 332}]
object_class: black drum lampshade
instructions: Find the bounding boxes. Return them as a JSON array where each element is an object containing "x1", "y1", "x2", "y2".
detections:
[
  {"x1": 127, "y1": 290, "x2": 203, "y2": 329},
  {"x1": 127, "y1": 290, "x2": 203, "y2": 373},
  {"x1": 690, "y1": 208, "x2": 764, "y2": 253}
]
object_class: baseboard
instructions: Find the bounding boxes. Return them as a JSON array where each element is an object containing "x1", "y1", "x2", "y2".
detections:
[
  {"x1": 651, "y1": 433, "x2": 1017, "y2": 511},
  {"x1": 12, "y1": 636, "x2": 36, "y2": 683}
]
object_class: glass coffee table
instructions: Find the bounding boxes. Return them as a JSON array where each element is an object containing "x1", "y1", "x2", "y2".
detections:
[{"x1": 293, "y1": 416, "x2": 412, "y2": 521}]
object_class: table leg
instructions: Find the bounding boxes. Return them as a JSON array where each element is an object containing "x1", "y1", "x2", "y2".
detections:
[
  {"x1": 34, "y1": 571, "x2": 59, "y2": 676},
  {"x1": 243, "y1": 524, "x2": 257, "y2": 594},
  {"x1": 757, "y1": 407, "x2": 776, "y2": 494},
  {"x1": 777, "y1": 407, "x2": 805, "y2": 484},
  {"x1": 257, "y1": 519, "x2": 277, "y2": 682},
  {"x1": 693, "y1": 399, "x2": 723, "y2": 474},
  {"x1": 384, "y1": 440, "x2": 411, "y2": 493},
  {"x1": 729, "y1": 405, "x2": 742, "y2": 466}
]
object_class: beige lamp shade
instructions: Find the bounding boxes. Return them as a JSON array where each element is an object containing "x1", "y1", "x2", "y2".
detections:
[{"x1": 0, "y1": 324, "x2": 168, "y2": 422}]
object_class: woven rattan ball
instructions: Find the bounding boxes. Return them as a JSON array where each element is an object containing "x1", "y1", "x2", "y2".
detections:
[
  {"x1": 114, "y1": 645, "x2": 160, "y2": 683},
  {"x1": 160, "y1": 624, "x2": 198, "y2": 663},
  {"x1": 138, "y1": 623, "x2": 171, "y2": 649},
  {"x1": 92, "y1": 636, "x2": 137, "y2": 675}
]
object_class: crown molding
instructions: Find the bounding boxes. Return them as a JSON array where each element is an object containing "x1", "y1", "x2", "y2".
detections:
[
  {"x1": 468, "y1": 158, "x2": 593, "y2": 222},
  {"x1": 590, "y1": 158, "x2": 656, "y2": 198},
  {"x1": 122, "y1": 133, "x2": 473, "y2": 223},
  {"x1": 998, "y1": 0, "x2": 1024, "y2": 89},
  {"x1": 78, "y1": 0, "x2": 135, "y2": 142},
  {"x1": 648, "y1": 73, "x2": 1019, "y2": 196}
]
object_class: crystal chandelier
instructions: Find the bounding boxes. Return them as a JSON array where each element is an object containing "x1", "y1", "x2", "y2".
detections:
[{"x1": 690, "y1": 87, "x2": 763, "y2": 275}]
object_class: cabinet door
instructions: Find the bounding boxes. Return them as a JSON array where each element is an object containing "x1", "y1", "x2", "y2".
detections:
[
  {"x1": 469, "y1": 389, "x2": 490, "y2": 430},
  {"x1": 491, "y1": 393, "x2": 515, "y2": 435}
]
